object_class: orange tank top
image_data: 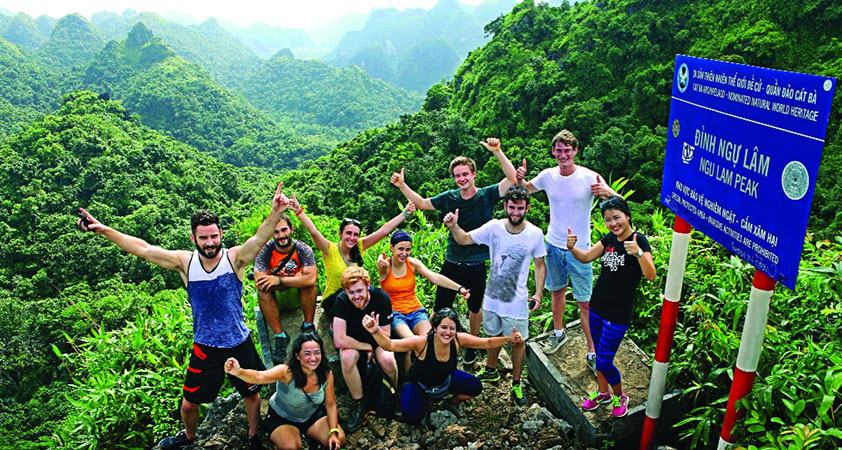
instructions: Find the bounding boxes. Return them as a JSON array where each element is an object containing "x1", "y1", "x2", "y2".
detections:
[{"x1": 381, "y1": 259, "x2": 423, "y2": 314}]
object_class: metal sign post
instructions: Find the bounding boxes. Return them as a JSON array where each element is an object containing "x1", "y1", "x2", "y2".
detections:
[{"x1": 641, "y1": 55, "x2": 835, "y2": 449}]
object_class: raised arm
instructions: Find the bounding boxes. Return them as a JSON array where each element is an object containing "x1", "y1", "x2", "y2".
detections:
[
  {"x1": 479, "y1": 138, "x2": 518, "y2": 195},
  {"x1": 78, "y1": 207, "x2": 190, "y2": 277},
  {"x1": 289, "y1": 194, "x2": 331, "y2": 254},
  {"x1": 376, "y1": 252, "x2": 390, "y2": 282},
  {"x1": 516, "y1": 160, "x2": 541, "y2": 194},
  {"x1": 443, "y1": 209, "x2": 475, "y2": 246},
  {"x1": 566, "y1": 227, "x2": 604, "y2": 263},
  {"x1": 391, "y1": 168, "x2": 435, "y2": 210},
  {"x1": 360, "y1": 202, "x2": 415, "y2": 250},
  {"x1": 362, "y1": 312, "x2": 426, "y2": 353},
  {"x1": 410, "y1": 257, "x2": 469, "y2": 298},
  {"x1": 232, "y1": 181, "x2": 288, "y2": 271},
  {"x1": 224, "y1": 357, "x2": 292, "y2": 385},
  {"x1": 332, "y1": 317, "x2": 373, "y2": 351}
]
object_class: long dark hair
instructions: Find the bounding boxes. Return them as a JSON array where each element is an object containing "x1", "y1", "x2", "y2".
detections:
[
  {"x1": 340, "y1": 218, "x2": 364, "y2": 266},
  {"x1": 288, "y1": 333, "x2": 331, "y2": 388}
]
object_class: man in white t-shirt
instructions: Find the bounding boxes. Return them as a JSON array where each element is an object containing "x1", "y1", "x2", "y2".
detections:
[
  {"x1": 518, "y1": 129, "x2": 616, "y2": 371},
  {"x1": 444, "y1": 186, "x2": 546, "y2": 406}
]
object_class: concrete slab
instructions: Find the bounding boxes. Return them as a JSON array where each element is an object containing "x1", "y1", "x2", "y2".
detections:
[{"x1": 526, "y1": 321, "x2": 685, "y2": 448}]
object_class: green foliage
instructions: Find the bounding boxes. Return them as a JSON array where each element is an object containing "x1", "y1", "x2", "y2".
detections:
[
  {"x1": 2, "y1": 12, "x2": 47, "y2": 51},
  {"x1": 37, "y1": 13, "x2": 107, "y2": 69}
]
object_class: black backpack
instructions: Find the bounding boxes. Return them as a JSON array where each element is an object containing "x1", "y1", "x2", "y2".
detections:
[{"x1": 362, "y1": 360, "x2": 396, "y2": 419}]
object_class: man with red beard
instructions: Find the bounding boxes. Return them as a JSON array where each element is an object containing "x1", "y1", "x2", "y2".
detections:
[
  {"x1": 444, "y1": 186, "x2": 546, "y2": 406},
  {"x1": 77, "y1": 182, "x2": 288, "y2": 450}
]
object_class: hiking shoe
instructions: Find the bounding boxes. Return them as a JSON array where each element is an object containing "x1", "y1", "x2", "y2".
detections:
[
  {"x1": 542, "y1": 330, "x2": 568, "y2": 355},
  {"x1": 463, "y1": 347, "x2": 478, "y2": 365},
  {"x1": 272, "y1": 334, "x2": 290, "y2": 365},
  {"x1": 343, "y1": 399, "x2": 364, "y2": 433},
  {"x1": 586, "y1": 353, "x2": 596, "y2": 375},
  {"x1": 158, "y1": 430, "x2": 194, "y2": 450},
  {"x1": 248, "y1": 433, "x2": 262, "y2": 450},
  {"x1": 443, "y1": 401, "x2": 465, "y2": 418},
  {"x1": 512, "y1": 383, "x2": 527, "y2": 406},
  {"x1": 300, "y1": 322, "x2": 317, "y2": 334},
  {"x1": 612, "y1": 393, "x2": 629, "y2": 418},
  {"x1": 476, "y1": 367, "x2": 500, "y2": 383},
  {"x1": 582, "y1": 391, "x2": 612, "y2": 410}
]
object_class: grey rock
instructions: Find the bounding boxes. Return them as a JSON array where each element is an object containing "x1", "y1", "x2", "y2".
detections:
[{"x1": 429, "y1": 410, "x2": 458, "y2": 428}]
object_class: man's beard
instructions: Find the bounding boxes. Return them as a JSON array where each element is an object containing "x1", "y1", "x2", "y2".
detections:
[
  {"x1": 196, "y1": 242, "x2": 221, "y2": 259},
  {"x1": 507, "y1": 214, "x2": 525, "y2": 226}
]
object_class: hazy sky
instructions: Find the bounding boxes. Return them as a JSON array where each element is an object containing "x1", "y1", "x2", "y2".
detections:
[{"x1": 0, "y1": 0, "x2": 488, "y2": 28}]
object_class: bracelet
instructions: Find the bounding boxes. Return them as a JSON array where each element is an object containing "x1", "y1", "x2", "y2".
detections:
[
  {"x1": 402, "y1": 210, "x2": 410, "y2": 219},
  {"x1": 370, "y1": 327, "x2": 379, "y2": 335},
  {"x1": 295, "y1": 206, "x2": 305, "y2": 216},
  {"x1": 278, "y1": 276, "x2": 284, "y2": 286},
  {"x1": 329, "y1": 427, "x2": 340, "y2": 437}
]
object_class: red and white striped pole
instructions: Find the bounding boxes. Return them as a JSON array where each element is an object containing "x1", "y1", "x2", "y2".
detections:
[
  {"x1": 717, "y1": 270, "x2": 775, "y2": 449},
  {"x1": 639, "y1": 216, "x2": 692, "y2": 450}
]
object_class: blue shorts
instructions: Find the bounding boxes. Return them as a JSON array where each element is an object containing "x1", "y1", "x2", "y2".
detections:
[
  {"x1": 392, "y1": 308, "x2": 429, "y2": 331},
  {"x1": 544, "y1": 241, "x2": 593, "y2": 302}
]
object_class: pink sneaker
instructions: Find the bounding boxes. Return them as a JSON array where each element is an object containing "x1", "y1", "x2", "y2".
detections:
[
  {"x1": 582, "y1": 391, "x2": 612, "y2": 410},
  {"x1": 611, "y1": 392, "x2": 629, "y2": 417}
]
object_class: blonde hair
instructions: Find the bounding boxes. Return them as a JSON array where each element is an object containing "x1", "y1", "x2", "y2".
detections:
[
  {"x1": 340, "y1": 266, "x2": 370, "y2": 290},
  {"x1": 448, "y1": 156, "x2": 477, "y2": 174},
  {"x1": 551, "y1": 129, "x2": 578, "y2": 150}
]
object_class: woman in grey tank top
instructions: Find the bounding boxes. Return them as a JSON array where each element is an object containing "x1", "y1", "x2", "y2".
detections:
[{"x1": 225, "y1": 333, "x2": 345, "y2": 450}]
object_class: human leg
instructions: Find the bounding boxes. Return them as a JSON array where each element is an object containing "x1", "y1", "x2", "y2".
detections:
[
  {"x1": 374, "y1": 346, "x2": 398, "y2": 387},
  {"x1": 299, "y1": 284, "x2": 317, "y2": 326},
  {"x1": 400, "y1": 381, "x2": 429, "y2": 425},
  {"x1": 265, "y1": 408, "x2": 304, "y2": 450},
  {"x1": 306, "y1": 415, "x2": 345, "y2": 448},
  {"x1": 566, "y1": 251, "x2": 595, "y2": 353},
  {"x1": 339, "y1": 349, "x2": 363, "y2": 399}
]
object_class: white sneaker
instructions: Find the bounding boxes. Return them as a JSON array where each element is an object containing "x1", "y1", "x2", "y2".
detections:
[{"x1": 543, "y1": 330, "x2": 568, "y2": 355}]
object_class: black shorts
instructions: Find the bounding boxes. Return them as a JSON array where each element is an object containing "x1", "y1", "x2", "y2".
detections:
[
  {"x1": 182, "y1": 334, "x2": 264, "y2": 404},
  {"x1": 434, "y1": 260, "x2": 487, "y2": 314},
  {"x1": 265, "y1": 404, "x2": 327, "y2": 435}
]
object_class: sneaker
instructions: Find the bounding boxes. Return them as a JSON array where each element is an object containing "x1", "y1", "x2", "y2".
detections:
[
  {"x1": 542, "y1": 330, "x2": 568, "y2": 355},
  {"x1": 442, "y1": 401, "x2": 465, "y2": 418},
  {"x1": 611, "y1": 393, "x2": 629, "y2": 418},
  {"x1": 300, "y1": 322, "x2": 317, "y2": 334},
  {"x1": 248, "y1": 433, "x2": 262, "y2": 450},
  {"x1": 463, "y1": 348, "x2": 478, "y2": 365},
  {"x1": 158, "y1": 430, "x2": 195, "y2": 450},
  {"x1": 343, "y1": 399, "x2": 364, "y2": 433},
  {"x1": 581, "y1": 391, "x2": 612, "y2": 410},
  {"x1": 476, "y1": 367, "x2": 500, "y2": 383},
  {"x1": 272, "y1": 334, "x2": 290, "y2": 365},
  {"x1": 512, "y1": 383, "x2": 527, "y2": 406},
  {"x1": 586, "y1": 353, "x2": 596, "y2": 375}
]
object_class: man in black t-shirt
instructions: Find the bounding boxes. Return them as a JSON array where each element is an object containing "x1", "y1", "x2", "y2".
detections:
[{"x1": 332, "y1": 266, "x2": 395, "y2": 432}]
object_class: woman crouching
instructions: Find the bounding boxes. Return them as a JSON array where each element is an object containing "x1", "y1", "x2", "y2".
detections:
[
  {"x1": 225, "y1": 333, "x2": 345, "y2": 450},
  {"x1": 362, "y1": 307, "x2": 522, "y2": 424}
]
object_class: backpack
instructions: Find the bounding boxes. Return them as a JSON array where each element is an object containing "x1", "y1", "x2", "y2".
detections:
[{"x1": 362, "y1": 359, "x2": 396, "y2": 419}]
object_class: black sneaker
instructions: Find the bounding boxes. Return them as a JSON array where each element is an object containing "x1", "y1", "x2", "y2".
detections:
[
  {"x1": 443, "y1": 401, "x2": 465, "y2": 418},
  {"x1": 512, "y1": 383, "x2": 527, "y2": 406},
  {"x1": 158, "y1": 430, "x2": 194, "y2": 450},
  {"x1": 463, "y1": 348, "x2": 478, "y2": 365},
  {"x1": 272, "y1": 334, "x2": 290, "y2": 365},
  {"x1": 477, "y1": 367, "x2": 500, "y2": 383},
  {"x1": 248, "y1": 433, "x2": 262, "y2": 450},
  {"x1": 300, "y1": 322, "x2": 317, "y2": 334},
  {"x1": 343, "y1": 399, "x2": 364, "y2": 433}
]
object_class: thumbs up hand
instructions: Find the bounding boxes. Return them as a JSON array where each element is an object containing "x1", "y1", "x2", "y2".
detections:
[
  {"x1": 566, "y1": 226, "x2": 578, "y2": 250},
  {"x1": 624, "y1": 233, "x2": 642, "y2": 256},
  {"x1": 444, "y1": 208, "x2": 460, "y2": 228},
  {"x1": 391, "y1": 168, "x2": 405, "y2": 188},
  {"x1": 377, "y1": 252, "x2": 389, "y2": 271},
  {"x1": 480, "y1": 137, "x2": 501, "y2": 153},
  {"x1": 516, "y1": 159, "x2": 527, "y2": 182}
]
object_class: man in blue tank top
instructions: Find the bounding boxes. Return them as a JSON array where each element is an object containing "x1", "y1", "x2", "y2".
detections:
[{"x1": 78, "y1": 182, "x2": 288, "y2": 450}]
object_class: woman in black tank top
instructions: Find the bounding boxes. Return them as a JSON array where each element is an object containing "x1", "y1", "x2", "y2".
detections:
[{"x1": 363, "y1": 308, "x2": 523, "y2": 424}]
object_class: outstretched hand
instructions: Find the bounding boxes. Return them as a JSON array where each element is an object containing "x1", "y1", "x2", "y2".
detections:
[
  {"x1": 390, "y1": 168, "x2": 405, "y2": 188},
  {"x1": 623, "y1": 233, "x2": 641, "y2": 255},
  {"x1": 77, "y1": 207, "x2": 105, "y2": 233},
  {"x1": 362, "y1": 311, "x2": 380, "y2": 333},
  {"x1": 443, "y1": 208, "x2": 460, "y2": 228},
  {"x1": 566, "y1": 226, "x2": 577, "y2": 250},
  {"x1": 480, "y1": 137, "x2": 501, "y2": 153},
  {"x1": 224, "y1": 357, "x2": 241, "y2": 375}
]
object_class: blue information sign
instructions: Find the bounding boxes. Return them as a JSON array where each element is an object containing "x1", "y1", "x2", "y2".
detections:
[{"x1": 661, "y1": 55, "x2": 836, "y2": 289}]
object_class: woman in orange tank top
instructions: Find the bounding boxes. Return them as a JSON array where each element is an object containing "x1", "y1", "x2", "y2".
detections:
[{"x1": 378, "y1": 231, "x2": 470, "y2": 371}]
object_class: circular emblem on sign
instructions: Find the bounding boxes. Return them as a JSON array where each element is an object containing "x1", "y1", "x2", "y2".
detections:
[
  {"x1": 781, "y1": 161, "x2": 809, "y2": 200},
  {"x1": 672, "y1": 119, "x2": 680, "y2": 137},
  {"x1": 824, "y1": 79, "x2": 833, "y2": 92},
  {"x1": 677, "y1": 63, "x2": 689, "y2": 93}
]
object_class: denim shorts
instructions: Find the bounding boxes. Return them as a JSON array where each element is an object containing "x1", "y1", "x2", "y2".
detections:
[
  {"x1": 392, "y1": 308, "x2": 429, "y2": 331},
  {"x1": 544, "y1": 241, "x2": 593, "y2": 302}
]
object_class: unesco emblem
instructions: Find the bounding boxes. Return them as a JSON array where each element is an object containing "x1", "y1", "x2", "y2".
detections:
[
  {"x1": 682, "y1": 142, "x2": 694, "y2": 164},
  {"x1": 781, "y1": 161, "x2": 809, "y2": 200},
  {"x1": 677, "y1": 63, "x2": 689, "y2": 93}
]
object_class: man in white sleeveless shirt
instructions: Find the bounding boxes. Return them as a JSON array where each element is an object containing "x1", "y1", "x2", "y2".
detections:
[{"x1": 78, "y1": 182, "x2": 288, "y2": 450}]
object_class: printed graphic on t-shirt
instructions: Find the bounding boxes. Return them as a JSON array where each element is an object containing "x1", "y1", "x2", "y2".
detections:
[
  {"x1": 274, "y1": 257, "x2": 300, "y2": 277},
  {"x1": 486, "y1": 235, "x2": 531, "y2": 303},
  {"x1": 603, "y1": 246, "x2": 625, "y2": 272}
]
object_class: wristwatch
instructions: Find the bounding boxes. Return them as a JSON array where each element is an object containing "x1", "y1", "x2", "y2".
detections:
[{"x1": 635, "y1": 248, "x2": 643, "y2": 258}]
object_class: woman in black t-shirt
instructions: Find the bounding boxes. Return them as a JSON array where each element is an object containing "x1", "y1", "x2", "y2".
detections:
[
  {"x1": 362, "y1": 308, "x2": 522, "y2": 424},
  {"x1": 566, "y1": 196, "x2": 656, "y2": 418}
]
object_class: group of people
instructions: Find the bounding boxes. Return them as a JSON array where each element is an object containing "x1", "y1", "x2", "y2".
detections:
[{"x1": 77, "y1": 130, "x2": 656, "y2": 450}]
